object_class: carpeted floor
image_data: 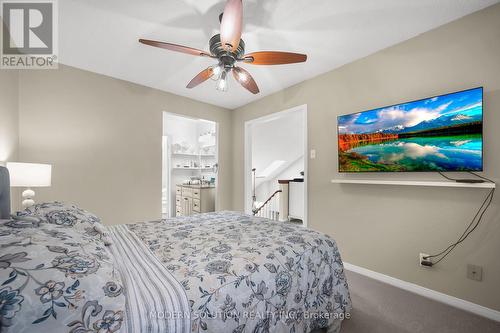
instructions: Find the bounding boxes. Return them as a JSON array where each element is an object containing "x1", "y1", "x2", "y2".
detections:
[{"x1": 339, "y1": 270, "x2": 500, "y2": 333}]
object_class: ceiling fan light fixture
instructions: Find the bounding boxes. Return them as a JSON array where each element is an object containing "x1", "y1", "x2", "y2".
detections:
[
  {"x1": 211, "y1": 64, "x2": 223, "y2": 79},
  {"x1": 138, "y1": 0, "x2": 307, "y2": 95},
  {"x1": 216, "y1": 70, "x2": 228, "y2": 92}
]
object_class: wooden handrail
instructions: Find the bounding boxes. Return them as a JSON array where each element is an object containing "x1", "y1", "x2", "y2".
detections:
[{"x1": 253, "y1": 190, "x2": 282, "y2": 215}]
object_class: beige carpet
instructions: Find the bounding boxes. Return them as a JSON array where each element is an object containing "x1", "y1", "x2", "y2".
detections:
[{"x1": 340, "y1": 270, "x2": 500, "y2": 333}]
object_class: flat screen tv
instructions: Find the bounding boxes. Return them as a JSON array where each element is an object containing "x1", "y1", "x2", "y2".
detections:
[{"x1": 337, "y1": 87, "x2": 483, "y2": 172}]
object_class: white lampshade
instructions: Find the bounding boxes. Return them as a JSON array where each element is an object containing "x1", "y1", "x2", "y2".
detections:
[{"x1": 6, "y1": 162, "x2": 52, "y2": 187}]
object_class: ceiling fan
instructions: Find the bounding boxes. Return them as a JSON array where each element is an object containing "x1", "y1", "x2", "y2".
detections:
[{"x1": 139, "y1": 0, "x2": 307, "y2": 94}]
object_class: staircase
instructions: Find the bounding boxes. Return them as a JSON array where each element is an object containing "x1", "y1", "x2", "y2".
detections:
[{"x1": 252, "y1": 189, "x2": 282, "y2": 220}]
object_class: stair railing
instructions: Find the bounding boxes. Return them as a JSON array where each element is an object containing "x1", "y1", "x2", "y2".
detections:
[{"x1": 252, "y1": 190, "x2": 282, "y2": 220}]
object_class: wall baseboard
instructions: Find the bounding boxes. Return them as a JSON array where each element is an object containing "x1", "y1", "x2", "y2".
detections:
[{"x1": 343, "y1": 262, "x2": 500, "y2": 323}]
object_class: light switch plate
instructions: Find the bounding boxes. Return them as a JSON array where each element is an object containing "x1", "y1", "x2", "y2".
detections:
[
  {"x1": 467, "y1": 264, "x2": 483, "y2": 281},
  {"x1": 310, "y1": 149, "x2": 316, "y2": 159}
]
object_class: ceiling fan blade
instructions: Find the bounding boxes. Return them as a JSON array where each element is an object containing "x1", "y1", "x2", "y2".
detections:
[
  {"x1": 232, "y1": 66, "x2": 259, "y2": 94},
  {"x1": 186, "y1": 67, "x2": 215, "y2": 89},
  {"x1": 242, "y1": 51, "x2": 307, "y2": 65},
  {"x1": 220, "y1": 0, "x2": 243, "y2": 52},
  {"x1": 139, "y1": 39, "x2": 213, "y2": 57}
]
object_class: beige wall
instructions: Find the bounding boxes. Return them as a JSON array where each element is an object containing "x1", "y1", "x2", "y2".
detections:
[
  {"x1": 18, "y1": 65, "x2": 232, "y2": 225},
  {"x1": 231, "y1": 5, "x2": 500, "y2": 310},
  {"x1": 0, "y1": 22, "x2": 19, "y2": 164},
  {"x1": 0, "y1": 70, "x2": 18, "y2": 163},
  {"x1": 0, "y1": 69, "x2": 19, "y2": 212}
]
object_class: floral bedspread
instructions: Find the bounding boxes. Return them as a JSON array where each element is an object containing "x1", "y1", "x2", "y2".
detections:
[
  {"x1": 0, "y1": 219, "x2": 126, "y2": 332},
  {"x1": 127, "y1": 211, "x2": 351, "y2": 333}
]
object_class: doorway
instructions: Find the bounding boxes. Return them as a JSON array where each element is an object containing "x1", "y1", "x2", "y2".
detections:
[
  {"x1": 162, "y1": 113, "x2": 219, "y2": 218},
  {"x1": 244, "y1": 105, "x2": 308, "y2": 226}
]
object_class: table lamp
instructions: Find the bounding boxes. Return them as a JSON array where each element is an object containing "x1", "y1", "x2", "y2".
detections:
[{"x1": 6, "y1": 162, "x2": 52, "y2": 209}]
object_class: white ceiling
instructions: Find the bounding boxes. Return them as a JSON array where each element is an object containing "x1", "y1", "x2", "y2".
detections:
[{"x1": 59, "y1": 0, "x2": 499, "y2": 109}]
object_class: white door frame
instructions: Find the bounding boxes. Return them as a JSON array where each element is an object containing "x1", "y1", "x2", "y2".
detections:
[
  {"x1": 161, "y1": 135, "x2": 170, "y2": 218},
  {"x1": 244, "y1": 104, "x2": 308, "y2": 227}
]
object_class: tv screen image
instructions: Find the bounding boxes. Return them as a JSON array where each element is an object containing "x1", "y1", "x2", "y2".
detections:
[{"x1": 337, "y1": 87, "x2": 483, "y2": 172}]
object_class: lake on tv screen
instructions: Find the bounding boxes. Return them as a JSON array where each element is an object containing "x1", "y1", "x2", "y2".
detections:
[{"x1": 338, "y1": 88, "x2": 483, "y2": 172}]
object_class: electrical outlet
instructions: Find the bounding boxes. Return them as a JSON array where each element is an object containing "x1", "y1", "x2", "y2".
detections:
[
  {"x1": 467, "y1": 264, "x2": 483, "y2": 281},
  {"x1": 419, "y1": 253, "x2": 430, "y2": 267}
]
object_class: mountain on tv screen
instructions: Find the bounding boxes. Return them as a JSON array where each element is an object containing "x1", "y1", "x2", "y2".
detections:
[{"x1": 337, "y1": 87, "x2": 483, "y2": 172}]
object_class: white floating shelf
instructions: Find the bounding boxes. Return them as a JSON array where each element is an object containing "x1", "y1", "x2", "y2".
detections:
[
  {"x1": 173, "y1": 167, "x2": 215, "y2": 171},
  {"x1": 331, "y1": 179, "x2": 495, "y2": 189},
  {"x1": 172, "y1": 153, "x2": 216, "y2": 157},
  {"x1": 172, "y1": 154, "x2": 198, "y2": 157}
]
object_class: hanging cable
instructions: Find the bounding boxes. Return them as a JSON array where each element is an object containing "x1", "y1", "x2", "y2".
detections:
[
  {"x1": 438, "y1": 171, "x2": 494, "y2": 184},
  {"x1": 469, "y1": 171, "x2": 494, "y2": 183},
  {"x1": 437, "y1": 171, "x2": 456, "y2": 181},
  {"x1": 423, "y1": 187, "x2": 495, "y2": 266}
]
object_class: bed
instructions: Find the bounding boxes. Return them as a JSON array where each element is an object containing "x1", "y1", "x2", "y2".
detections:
[{"x1": 0, "y1": 166, "x2": 351, "y2": 333}]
